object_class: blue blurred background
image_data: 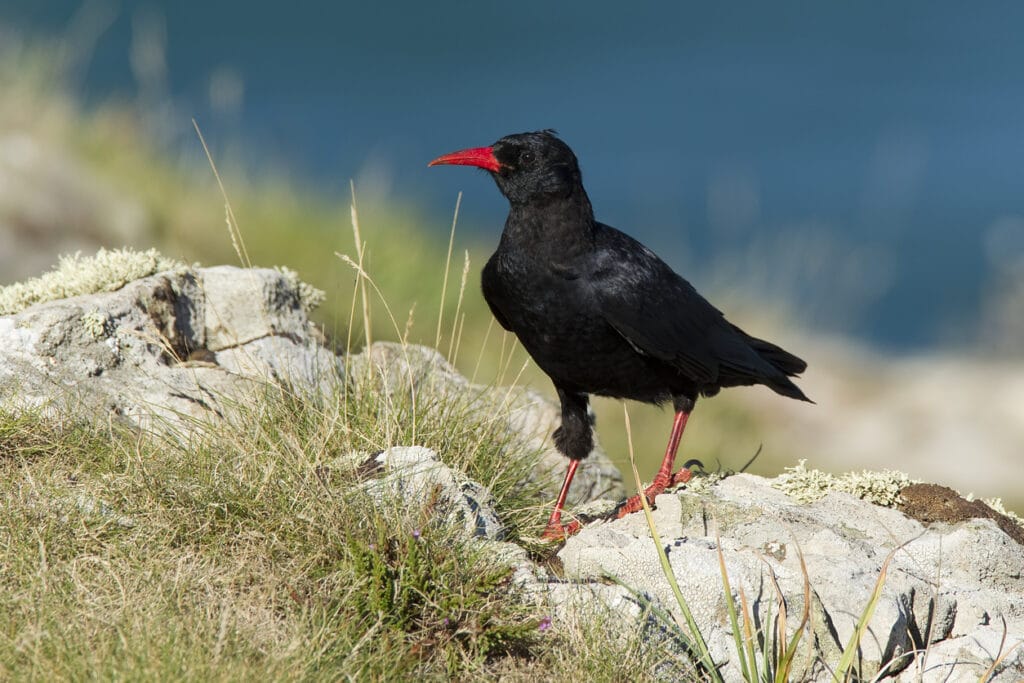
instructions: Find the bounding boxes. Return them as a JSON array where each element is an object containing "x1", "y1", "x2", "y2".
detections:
[{"x1": 4, "y1": 0, "x2": 1024, "y2": 351}]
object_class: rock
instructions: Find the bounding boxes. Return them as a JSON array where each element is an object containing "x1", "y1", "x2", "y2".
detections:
[
  {"x1": 919, "y1": 629, "x2": 1024, "y2": 682},
  {"x1": 553, "y1": 473, "x2": 1024, "y2": 681},
  {"x1": 0, "y1": 264, "x2": 340, "y2": 437},
  {"x1": 369, "y1": 446, "x2": 504, "y2": 540}
]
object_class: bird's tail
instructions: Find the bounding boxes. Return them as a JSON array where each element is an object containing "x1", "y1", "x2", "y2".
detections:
[
  {"x1": 744, "y1": 333, "x2": 813, "y2": 403},
  {"x1": 715, "y1": 325, "x2": 812, "y2": 403},
  {"x1": 747, "y1": 336, "x2": 807, "y2": 376}
]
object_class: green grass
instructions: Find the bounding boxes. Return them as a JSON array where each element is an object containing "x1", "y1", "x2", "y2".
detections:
[{"x1": 0, "y1": 356, "x2": 684, "y2": 681}]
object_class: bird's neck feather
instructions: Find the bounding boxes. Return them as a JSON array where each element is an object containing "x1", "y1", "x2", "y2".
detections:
[{"x1": 502, "y1": 189, "x2": 596, "y2": 256}]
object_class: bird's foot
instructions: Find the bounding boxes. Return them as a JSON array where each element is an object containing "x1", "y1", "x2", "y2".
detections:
[
  {"x1": 613, "y1": 492, "x2": 652, "y2": 519},
  {"x1": 614, "y1": 467, "x2": 693, "y2": 519},
  {"x1": 540, "y1": 519, "x2": 581, "y2": 542},
  {"x1": 670, "y1": 467, "x2": 694, "y2": 486}
]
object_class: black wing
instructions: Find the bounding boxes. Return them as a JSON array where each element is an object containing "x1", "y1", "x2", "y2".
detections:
[{"x1": 591, "y1": 224, "x2": 787, "y2": 389}]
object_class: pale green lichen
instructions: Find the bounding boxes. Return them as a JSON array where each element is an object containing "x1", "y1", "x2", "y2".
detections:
[
  {"x1": 773, "y1": 459, "x2": 917, "y2": 507},
  {"x1": 0, "y1": 248, "x2": 186, "y2": 316},
  {"x1": 274, "y1": 265, "x2": 326, "y2": 313},
  {"x1": 773, "y1": 460, "x2": 843, "y2": 504},
  {"x1": 776, "y1": 462, "x2": 1024, "y2": 529},
  {"x1": 81, "y1": 308, "x2": 110, "y2": 339},
  {"x1": 683, "y1": 469, "x2": 730, "y2": 494},
  {"x1": 839, "y1": 468, "x2": 917, "y2": 507}
]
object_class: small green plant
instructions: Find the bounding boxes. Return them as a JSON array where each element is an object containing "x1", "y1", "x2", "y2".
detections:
[{"x1": 337, "y1": 504, "x2": 540, "y2": 660}]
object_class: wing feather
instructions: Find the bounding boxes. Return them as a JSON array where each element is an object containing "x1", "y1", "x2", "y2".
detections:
[{"x1": 592, "y1": 226, "x2": 724, "y2": 384}]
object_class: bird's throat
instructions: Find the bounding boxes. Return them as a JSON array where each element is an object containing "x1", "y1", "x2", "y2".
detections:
[{"x1": 503, "y1": 191, "x2": 596, "y2": 256}]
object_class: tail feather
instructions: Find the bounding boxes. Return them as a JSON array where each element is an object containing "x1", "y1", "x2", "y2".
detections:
[
  {"x1": 765, "y1": 372, "x2": 813, "y2": 403},
  {"x1": 739, "y1": 329, "x2": 812, "y2": 403},
  {"x1": 745, "y1": 335, "x2": 807, "y2": 376}
]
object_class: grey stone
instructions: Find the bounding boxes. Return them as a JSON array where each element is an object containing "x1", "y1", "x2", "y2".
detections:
[
  {"x1": 371, "y1": 446, "x2": 504, "y2": 540},
  {"x1": 0, "y1": 266, "x2": 341, "y2": 437},
  {"x1": 553, "y1": 473, "x2": 1024, "y2": 681}
]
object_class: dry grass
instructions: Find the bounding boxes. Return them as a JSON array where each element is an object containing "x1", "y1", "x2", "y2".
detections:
[{"x1": 0, "y1": 356, "x2": 672, "y2": 680}]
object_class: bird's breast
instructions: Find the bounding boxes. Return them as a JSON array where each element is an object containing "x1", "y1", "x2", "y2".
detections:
[{"x1": 486, "y1": 253, "x2": 595, "y2": 331}]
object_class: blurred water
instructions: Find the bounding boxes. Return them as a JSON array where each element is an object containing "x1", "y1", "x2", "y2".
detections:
[{"x1": 3, "y1": 1, "x2": 1023, "y2": 351}]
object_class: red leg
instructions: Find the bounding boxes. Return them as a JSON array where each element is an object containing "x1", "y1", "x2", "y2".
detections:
[
  {"x1": 616, "y1": 409, "x2": 692, "y2": 518},
  {"x1": 540, "y1": 459, "x2": 582, "y2": 540}
]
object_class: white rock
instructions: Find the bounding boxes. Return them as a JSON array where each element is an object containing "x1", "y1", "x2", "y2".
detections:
[
  {"x1": 555, "y1": 473, "x2": 1024, "y2": 681},
  {"x1": 0, "y1": 265, "x2": 340, "y2": 437},
  {"x1": 371, "y1": 446, "x2": 504, "y2": 540}
]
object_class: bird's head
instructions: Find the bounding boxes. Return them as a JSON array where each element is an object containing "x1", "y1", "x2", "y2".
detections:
[{"x1": 429, "y1": 130, "x2": 583, "y2": 205}]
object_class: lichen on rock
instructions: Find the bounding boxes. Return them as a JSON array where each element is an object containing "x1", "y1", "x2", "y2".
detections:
[
  {"x1": 772, "y1": 458, "x2": 916, "y2": 506},
  {"x1": 0, "y1": 247, "x2": 186, "y2": 315}
]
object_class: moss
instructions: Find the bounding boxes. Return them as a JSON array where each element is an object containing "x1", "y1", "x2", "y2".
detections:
[
  {"x1": 969, "y1": 494, "x2": 1024, "y2": 528},
  {"x1": 774, "y1": 461, "x2": 1024, "y2": 536}
]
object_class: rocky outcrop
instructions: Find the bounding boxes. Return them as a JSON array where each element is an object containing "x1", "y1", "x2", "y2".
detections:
[
  {"x1": 0, "y1": 264, "x2": 339, "y2": 435},
  {"x1": 4, "y1": 262, "x2": 1019, "y2": 681},
  {"x1": 352, "y1": 441, "x2": 1024, "y2": 681},
  {"x1": 0, "y1": 260, "x2": 622, "y2": 503},
  {"x1": 553, "y1": 474, "x2": 1024, "y2": 681}
]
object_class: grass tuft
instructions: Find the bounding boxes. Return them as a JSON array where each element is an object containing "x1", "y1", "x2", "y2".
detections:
[{"x1": 0, "y1": 352, "x2": 554, "y2": 679}]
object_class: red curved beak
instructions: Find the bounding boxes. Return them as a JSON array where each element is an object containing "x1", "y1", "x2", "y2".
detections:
[{"x1": 428, "y1": 146, "x2": 501, "y2": 172}]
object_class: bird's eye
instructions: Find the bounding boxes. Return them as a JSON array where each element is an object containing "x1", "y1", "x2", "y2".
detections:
[{"x1": 521, "y1": 151, "x2": 535, "y2": 165}]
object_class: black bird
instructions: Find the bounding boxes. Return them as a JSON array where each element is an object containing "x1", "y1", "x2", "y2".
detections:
[{"x1": 430, "y1": 131, "x2": 810, "y2": 539}]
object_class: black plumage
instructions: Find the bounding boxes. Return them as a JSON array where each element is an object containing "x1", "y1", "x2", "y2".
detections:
[{"x1": 430, "y1": 130, "x2": 809, "y2": 539}]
